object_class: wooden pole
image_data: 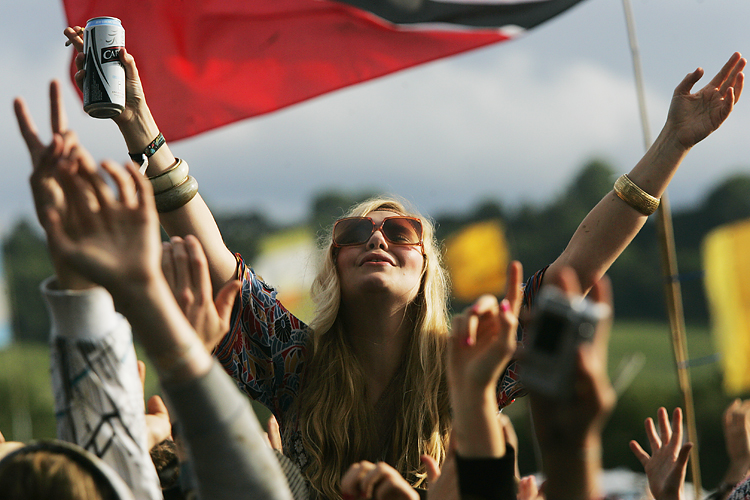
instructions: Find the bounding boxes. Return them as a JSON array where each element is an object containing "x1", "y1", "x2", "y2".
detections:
[{"x1": 620, "y1": 0, "x2": 702, "y2": 495}]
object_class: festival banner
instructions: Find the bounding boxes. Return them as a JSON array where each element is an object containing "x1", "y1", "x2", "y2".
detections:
[
  {"x1": 702, "y1": 218, "x2": 750, "y2": 394},
  {"x1": 444, "y1": 220, "x2": 509, "y2": 303}
]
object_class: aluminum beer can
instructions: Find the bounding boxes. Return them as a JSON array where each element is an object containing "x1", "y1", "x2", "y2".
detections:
[{"x1": 83, "y1": 17, "x2": 125, "y2": 118}]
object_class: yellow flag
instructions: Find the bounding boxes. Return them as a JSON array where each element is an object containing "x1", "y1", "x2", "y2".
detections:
[
  {"x1": 255, "y1": 227, "x2": 316, "y2": 323},
  {"x1": 444, "y1": 220, "x2": 509, "y2": 303},
  {"x1": 702, "y1": 218, "x2": 750, "y2": 394}
]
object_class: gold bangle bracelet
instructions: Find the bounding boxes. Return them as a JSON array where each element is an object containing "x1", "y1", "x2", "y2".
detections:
[{"x1": 613, "y1": 174, "x2": 660, "y2": 216}]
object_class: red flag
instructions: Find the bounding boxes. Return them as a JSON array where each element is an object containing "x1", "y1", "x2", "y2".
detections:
[{"x1": 63, "y1": 1, "x2": 580, "y2": 141}]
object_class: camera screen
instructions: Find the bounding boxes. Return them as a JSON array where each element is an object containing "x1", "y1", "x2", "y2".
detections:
[{"x1": 532, "y1": 311, "x2": 567, "y2": 354}]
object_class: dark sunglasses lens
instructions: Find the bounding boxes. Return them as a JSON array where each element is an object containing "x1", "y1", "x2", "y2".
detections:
[
  {"x1": 334, "y1": 218, "x2": 374, "y2": 245},
  {"x1": 382, "y1": 218, "x2": 422, "y2": 244}
]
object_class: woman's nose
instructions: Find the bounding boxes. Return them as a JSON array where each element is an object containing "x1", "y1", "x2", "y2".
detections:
[{"x1": 366, "y1": 227, "x2": 388, "y2": 249}]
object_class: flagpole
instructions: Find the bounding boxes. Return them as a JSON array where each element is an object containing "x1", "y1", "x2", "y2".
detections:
[{"x1": 620, "y1": 0, "x2": 702, "y2": 495}]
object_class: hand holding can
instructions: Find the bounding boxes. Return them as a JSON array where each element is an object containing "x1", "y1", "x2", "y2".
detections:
[{"x1": 83, "y1": 17, "x2": 125, "y2": 118}]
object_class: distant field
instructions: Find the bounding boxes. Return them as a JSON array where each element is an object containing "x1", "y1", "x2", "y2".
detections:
[{"x1": 0, "y1": 320, "x2": 741, "y2": 486}]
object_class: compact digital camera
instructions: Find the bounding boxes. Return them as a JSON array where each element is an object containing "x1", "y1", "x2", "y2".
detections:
[{"x1": 520, "y1": 287, "x2": 610, "y2": 399}]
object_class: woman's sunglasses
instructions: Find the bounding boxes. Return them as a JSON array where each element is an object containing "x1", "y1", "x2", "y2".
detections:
[{"x1": 332, "y1": 216, "x2": 423, "y2": 248}]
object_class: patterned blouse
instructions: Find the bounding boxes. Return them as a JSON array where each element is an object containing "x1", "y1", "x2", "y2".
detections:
[{"x1": 215, "y1": 254, "x2": 547, "y2": 472}]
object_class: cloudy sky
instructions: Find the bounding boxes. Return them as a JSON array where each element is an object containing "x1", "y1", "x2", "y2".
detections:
[
  {"x1": 0, "y1": 0, "x2": 747, "y2": 346},
  {"x1": 2, "y1": 0, "x2": 749, "y2": 232}
]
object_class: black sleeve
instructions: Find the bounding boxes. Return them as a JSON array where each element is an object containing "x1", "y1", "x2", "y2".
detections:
[{"x1": 455, "y1": 446, "x2": 517, "y2": 500}]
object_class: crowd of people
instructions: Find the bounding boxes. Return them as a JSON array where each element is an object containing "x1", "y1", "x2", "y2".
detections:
[{"x1": 0, "y1": 25, "x2": 747, "y2": 500}]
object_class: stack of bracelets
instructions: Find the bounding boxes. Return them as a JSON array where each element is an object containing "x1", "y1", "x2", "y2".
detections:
[{"x1": 129, "y1": 133, "x2": 199, "y2": 213}]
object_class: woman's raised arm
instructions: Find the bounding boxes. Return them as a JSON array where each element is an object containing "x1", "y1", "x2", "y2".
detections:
[
  {"x1": 548, "y1": 52, "x2": 745, "y2": 294},
  {"x1": 64, "y1": 26, "x2": 238, "y2": 291}
]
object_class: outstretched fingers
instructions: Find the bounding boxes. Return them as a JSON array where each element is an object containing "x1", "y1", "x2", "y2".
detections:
[
  {"x1": 629, "y1": 439, "x2": 651, "y2": 467},
  {"x1": 125, "y1": 161, "x2": 155, "y2": 211},
  {"x1": 718, "y1": 56, "x2": 746, "y2": 99},
  {"x1": 669, "y1": 407, "x2": 684, "y2": 450},
  {"x1": 709, "y1": 52, "x2": 743, "y2": 92},
  {"x1": 645, "y1": 415, "x2": 663, "y2": 452},
  {"x1": 733, "y1": 71, "x2": 745, "y2": 103},
  {"x1": 656, "y1": 407, "x2": 673, "y2": 448},
  {"x1": 184, "y1": 235, "x2": 212, "y2": 303},
  {"x1": 673, "y1": 67, "x2": 705, "y2": 97}
]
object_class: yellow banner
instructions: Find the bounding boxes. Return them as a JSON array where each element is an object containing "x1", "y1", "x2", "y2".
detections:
[
  {"x1": 444, "y1": 220, "x2": 509, "y2": 303},
  {"x1": 702, "y1": 219, "x2": 750, "y2": 394},
  {"x1": 256, "y1": 227, "x2": 316, "y2": 323}
]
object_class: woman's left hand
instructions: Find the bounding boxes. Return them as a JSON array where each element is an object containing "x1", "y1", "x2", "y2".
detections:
[{"x1": 666, "y1": 52, "x2": 745, "y2": 150}]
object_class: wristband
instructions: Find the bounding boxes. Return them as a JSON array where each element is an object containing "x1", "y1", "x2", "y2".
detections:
[{"x1": 128, "y1": 132, "x2": 165, "y2": 172}]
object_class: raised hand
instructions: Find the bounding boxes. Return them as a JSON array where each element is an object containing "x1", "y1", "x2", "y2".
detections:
[
  {"x1": 449, "y1": 261, "x2": 523, "y2": 392},
  {"x1": 528, "y1": 268, "x2": 615, "y2": 450},
  {"x1": 722, "y1": 399, "x2": 750, "y2": 489},
  {"x1": 666, "y1": 52, "x2": 745, "y2": 149},
  {"x1": 137, "y1": 360, "x2": 172, "y2": 450},
  {"x1": 64, "y1": 26, "x2": 149, "y2": 128},
  {"x1": 15, "y1": 80, "x2": 98, "y2": 289},
  {"x1": 629, "y1": 407, "x2": 692, "y2": 500},
  {"x1": 447, "y1": 261, "x2": 523, "y2": 458},
  {"x1": 340, "y1": 461, "x2": 419, "y2": 500},
  {"x1": 43, "y1": 158, "x2": 162, "y2": 296},
  {"x1": 161, "y1": 235, "x2": 240, "y2": 352},
  {"x1": 525, "y1": 268, "x2": 614, "y2": 500}
]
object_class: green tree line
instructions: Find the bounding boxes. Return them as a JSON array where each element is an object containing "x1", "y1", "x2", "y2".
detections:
[{"x1": 4, "y1": 158, "x2": 750, "y2": 343}]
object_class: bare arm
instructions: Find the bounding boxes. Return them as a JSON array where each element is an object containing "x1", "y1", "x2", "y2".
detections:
[
  {"x1": 64, "y1": 27, "x2": 237, "y2": 291},
  {"x1": 549, "y1": 52, "x2": 745, "y2": 293}
]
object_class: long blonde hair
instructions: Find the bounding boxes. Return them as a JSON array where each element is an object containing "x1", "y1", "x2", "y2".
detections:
[{"x1": 297, "y1": 197, "x2": 451, "y2": 499}]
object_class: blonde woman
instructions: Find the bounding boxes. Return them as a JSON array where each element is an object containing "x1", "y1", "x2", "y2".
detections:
[{"x1": 64, "y1": 27, "x2": 743, "y2": 499}]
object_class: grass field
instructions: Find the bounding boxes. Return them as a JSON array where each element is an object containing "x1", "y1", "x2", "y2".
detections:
[{"x1": 0, "y1": 320, "x2": 742, "y2": 487}]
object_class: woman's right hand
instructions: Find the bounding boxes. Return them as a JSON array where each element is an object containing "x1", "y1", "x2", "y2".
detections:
[{"x1": 64, "y1": 26, "x2": 150, "y2": 129}]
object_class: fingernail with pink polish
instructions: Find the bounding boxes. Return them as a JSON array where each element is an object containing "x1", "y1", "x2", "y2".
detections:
[
  {"x1": 463, "y1": 335, "x2": 475, "y2": 347},
  {"x1": 501, "y1": 299, "x2": 511, "y2": 313}
]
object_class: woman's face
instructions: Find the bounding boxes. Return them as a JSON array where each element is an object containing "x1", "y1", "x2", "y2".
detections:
[{"x1": 336, "y1": 210, "x2": 425, "y2": 305}]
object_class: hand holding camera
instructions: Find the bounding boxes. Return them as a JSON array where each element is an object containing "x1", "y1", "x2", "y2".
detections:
[
  {"x1": 524, "y1": 267, "x2": 616, "y2": 500},
  {"x1": 524, "y1": 267, "x2": 615, "y2": 448},
  {"x1": 521, "y1": 278, "x2": 611, "y2": 400}
]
